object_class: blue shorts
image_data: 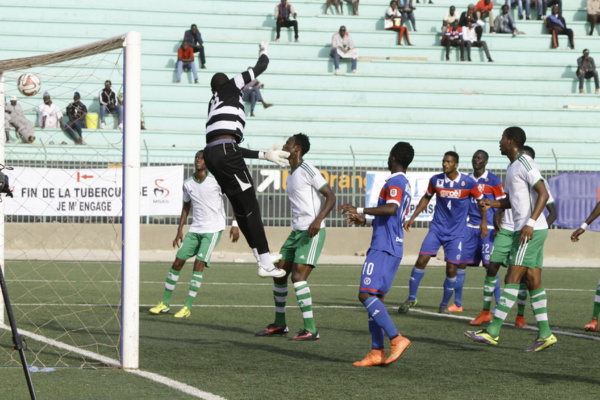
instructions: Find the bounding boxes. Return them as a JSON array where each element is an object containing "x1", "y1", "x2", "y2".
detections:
[
  {"x1": 461, "y1": 227, "x2": 495, "y2": 266},
  {"x1": 419, "y1": 230, "x2": 463, "y2": 265},
  {"x1": 359, "y1": 249, "x2": 402, "y2": 297}
]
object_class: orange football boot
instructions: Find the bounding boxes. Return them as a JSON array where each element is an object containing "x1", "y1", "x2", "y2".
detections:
[
  {"x1": 515, "y1": 315, "x2": 529, "y2": 328},
  {"x1": 353, "y1": 349, "x2": 386, "y2": 367},
  {"x1": 584, "y1": 317, "x2": 599, "y2": 332},
  {"x1": 448, "y1": 304, "x2": 464, "y2": 312},
  {"x1": 385, "y1": 335, "x2": 411, "y2": 365},
  {"x1": 469, "y1": 310, "x2": 492, "y2": 326}
]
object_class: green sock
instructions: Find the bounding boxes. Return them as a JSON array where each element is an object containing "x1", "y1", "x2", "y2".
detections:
[
  {"x1": 487, "y1": 283, "x2": 519, "y2": 337},
  {"x1": 530, "y1": 287, "x2": 551, "y2": 338},
  {"x1": 294, "y1": 281, "x2": 316, "y2": 333},
  {"x1": 483, "y1": 275, "x2": 497, "y2": 311},
  {"x1": 184, "y1": 272, "x2": 203, "y2": 309},
  {"x1": 517, "y1": 283, "x2": 528, "y2": 316},
  {"x1": 162, "y1": 268, "x2": 181, "y2": 307},
  {"x1": 273, "y1": 283, "x2": 288, "y2": 327},
  {"x1": 593, "y1": 279, "x2": 600, "y2": 319}
]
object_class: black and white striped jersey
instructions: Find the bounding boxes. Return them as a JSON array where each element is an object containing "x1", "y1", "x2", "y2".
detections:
[{"x1": 205, "y1": 55, "x2": 269, "y2": 144}]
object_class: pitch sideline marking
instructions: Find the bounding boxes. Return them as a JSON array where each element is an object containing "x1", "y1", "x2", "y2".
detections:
[{"x1": 0, "y1": 324, "x2": 226, "y2": 400}]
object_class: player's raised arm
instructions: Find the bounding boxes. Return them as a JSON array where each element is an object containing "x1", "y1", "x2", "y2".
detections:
[{"x1": 571, "y1": 201, "x2": 600, "y2": 242}]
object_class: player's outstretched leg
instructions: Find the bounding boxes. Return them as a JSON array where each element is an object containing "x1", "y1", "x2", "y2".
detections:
[
  {"x1": 150, "y1": 266, "x2": 182, "y2": 315},
  {"x1": 523, "y1": 287, "x2": 557, "y2": 352},
  {"x1": 584, "y1": 279, "x2": 600, "y2": 332}
]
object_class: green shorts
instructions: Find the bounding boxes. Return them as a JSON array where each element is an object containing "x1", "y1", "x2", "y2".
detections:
[
  {"x1": 507, "y1": 229, "x2": 548, "y2": 269},
  {"x1": 489, "y1": 228, "x2": 513, "y2": 267},
  {"x1": 279, "y1": 228, "x2": 326, "y2": 267},
  {"x1": 176, "y1": 231, "x2": 222, "y2": 266}
]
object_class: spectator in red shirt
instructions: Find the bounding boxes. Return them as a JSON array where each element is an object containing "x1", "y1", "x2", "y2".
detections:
[
  {"x1": 442, "y1": 20, "x2": 464, "y2": 61},
  {"x1": 474, "y1": 0, "x2": 494, "y2": 28},
  {"x1": 176, "y1": 41, "x2": 199, "y2": 84}
]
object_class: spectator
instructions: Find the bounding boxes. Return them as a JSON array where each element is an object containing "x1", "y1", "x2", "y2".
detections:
[
  {"x1": 588, "y1": 0, "x2": 600, "y2": 36},
  {"x1": 99, "y1": 80, "x2": 123, "y2": 130},
  {"x1": 385, "y1": 1, "x2": 413, "y2": 45},
  {"x1": 546, "y1": 5, "x2": 574, "y2": 49},
  {"x1": 460, "y1": 4, "x2": 484, "y2": 39},
  {"x1": 183, "y1": 24, "x2": 206, "y2": 69},
  {"x1": 544, "y1": 0, "x2": 561, "y2": 16},
  {"x1": 577, "y1": 49, "x2": 599, "y2": 94},
  {"x1": 506, "y1": 0, "x2": 531, "y2": 20},
  {"x1": 494, "y1": 4, "x2": 522, "y2": 35},
  {"x1": 345, "y1": 0, "x2": 359, "y2": 16},
  {"x1": 330, "y1": 26, "x2": 358, "y2": 74},
  {"x1": 442, "y1": 6, "x2": 459, "y2": 30},
  {"x1": 5, "y1": 96, "x2": 35, "y2": 143},
  {"x1": 398, "y1": 0, "x2": 417, "y2": 31},
  {"x1": 475, "y1": 0, "x2": 495, "y2": 26},
  {"x1": 443, "y1": 20, "x2": 463, "y2": 61},
  {"x1": 176, "y1": 41, "x2": 199, "y2": 84},
  {"x1": 242, "y1": 79, "x2": 274, "y2": 117},
  {"x1": 325, "y1": 0, "x2": 343, "y2": 15},
  {"x1": 462, "y1": 21, "x2": 494, "y2": 62},
  {"x1": 39, "y1": 92, "x2": 65, "y2": 131},
  {"x1": 274, "y1": 0, "x2": 299, "y2": 42},
  {"x1": 65, "y1": 92, "x2": 86, "y2": 145}
]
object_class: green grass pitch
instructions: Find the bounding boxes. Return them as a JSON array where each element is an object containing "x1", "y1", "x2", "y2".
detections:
[{"x1": 1, "y1": 261, "x2": 599, "y2": 399}]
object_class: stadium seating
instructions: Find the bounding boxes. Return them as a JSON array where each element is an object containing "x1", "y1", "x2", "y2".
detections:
[{"x1": 1, "y1": 0, "x2": 598, "y2": 169}]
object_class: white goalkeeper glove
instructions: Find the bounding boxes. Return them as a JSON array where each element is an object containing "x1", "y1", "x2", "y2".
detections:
[
  {"x1": 259, "y1": 41, "x2": 269, "y2": 57},
  {"x1": 259, "y1": 144, "x2": 289, "y2": 167}
]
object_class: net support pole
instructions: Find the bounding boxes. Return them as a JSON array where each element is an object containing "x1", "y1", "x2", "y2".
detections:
[
  {"x1": 0, "y1": 74, "x2": 5, "y2": 325},
  {"x1": 121, "y1": 31, "x2": 141, "y2": 370}
]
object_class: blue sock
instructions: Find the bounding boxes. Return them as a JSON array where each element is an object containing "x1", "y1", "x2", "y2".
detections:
[
  {"x1": 440, "y1": 277, "x2": 457, "y2": 307},
  {"x1": 363, "y1": 297, "x2": 398, "y2": 339},
  {"x1": 408, "y1": 267, "x2": 426, "y2": 301},
  {"x1": 493, "y1": 274, "x2": 501, "y2": 304},
  {"x1": 454, "y1": 269, "x2": 467, "y2": 307},
  {"x1": 368, "y1": 317, "x2": 384, "y2": 350}
]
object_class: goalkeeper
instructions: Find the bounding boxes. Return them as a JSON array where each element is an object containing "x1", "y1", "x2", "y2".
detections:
[{"x1": 203, "y1": 42, "x2": 288, "y2": 279}]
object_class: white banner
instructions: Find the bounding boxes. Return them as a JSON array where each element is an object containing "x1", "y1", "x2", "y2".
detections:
[
  {"x1": 5, "y1": 166, "x2": 184, "y2": 217},
  {"x1": 365, "y1": 171, "x2": 438, "y2": 221}
]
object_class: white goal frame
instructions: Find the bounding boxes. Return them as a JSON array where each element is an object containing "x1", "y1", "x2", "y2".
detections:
[{"x1": 0, "y1": 32, "x2": 142, "y2": 369}]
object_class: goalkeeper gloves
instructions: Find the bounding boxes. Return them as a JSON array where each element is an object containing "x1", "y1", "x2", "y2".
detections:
[{"x1": 259, "y1": 144, "x2": 289, "y2": 167}]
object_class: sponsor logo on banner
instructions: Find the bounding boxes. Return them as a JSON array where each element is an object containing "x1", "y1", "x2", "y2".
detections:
[{"x1": 6, "y1": 166, "x2": 183, "y2": 217}]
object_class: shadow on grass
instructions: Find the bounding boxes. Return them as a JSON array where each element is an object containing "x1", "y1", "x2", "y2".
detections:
[{"x1": 487, "y1": 368, "x2": 600, "y2": 386}]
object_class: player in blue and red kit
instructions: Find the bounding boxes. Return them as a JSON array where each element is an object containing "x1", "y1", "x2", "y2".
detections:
[
  {"x1": 398, "y1": 151, "x2": 485, "y2": 314},
  {"x1": 338, "y1": 141, "x2": 414, "y2": 367},
  {"x1": 448, "y1": 150, "x2": 506, "y2": 312}
]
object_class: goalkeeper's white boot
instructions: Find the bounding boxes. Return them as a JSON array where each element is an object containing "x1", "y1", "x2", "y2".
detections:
[{"x1": 258, "y1": 263, "x2": 286, "y2": 278}]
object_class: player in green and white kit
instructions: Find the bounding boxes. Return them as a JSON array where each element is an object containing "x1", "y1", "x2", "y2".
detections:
[
  {"x1": 470, "y1": 145, "x2": 557, "y2": 328},
  {"x1": 150, "y1": 150, "x2": 239, "y2": 318},
  {"x1": 571, "y1": 200, "x2": 600, "y2": 332},
  {"x1": 255, "y1": 133, "x2": 336, "y2": 341},
  {"x1": 465, "y1": 127, "x2": 557, "y2": 352}
]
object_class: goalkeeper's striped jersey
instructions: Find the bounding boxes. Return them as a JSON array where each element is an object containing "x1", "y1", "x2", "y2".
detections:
[
  {"x1": 182, "y1": 173, "x2": 226, "y2": 234},
  {"x1": 205, "y1": 54, "x2": 269, "y2": 144}
]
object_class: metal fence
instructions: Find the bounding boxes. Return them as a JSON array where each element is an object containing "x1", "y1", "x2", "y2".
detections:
[{"x1": 6, "y1": 147, "x2": 600, "y2": 230}]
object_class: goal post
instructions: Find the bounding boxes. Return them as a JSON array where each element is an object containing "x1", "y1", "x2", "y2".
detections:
[{"x1": 0, "y1": 32, "x2": 141, "y2": 369}]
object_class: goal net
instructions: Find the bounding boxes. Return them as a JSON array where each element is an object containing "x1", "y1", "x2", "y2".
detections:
[{"x1": 0, "y1": 32, "x2": 141, "y2": 369}]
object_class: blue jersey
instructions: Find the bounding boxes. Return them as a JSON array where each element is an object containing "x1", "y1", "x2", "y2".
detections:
[
  {"x1": 370, "y1": 172, "x2": 412, "y2": 259},
  {"x1": 467, "y1": 170, "x2": 506, "y2": 228},
  {"x1": 426, "y1": 172, "x2": 484, "y2": 237}
]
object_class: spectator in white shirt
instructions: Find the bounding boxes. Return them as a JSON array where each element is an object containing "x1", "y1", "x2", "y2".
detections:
[
  {"x1": 38, "y1": 92, "x2": 65, "y2": 130},
  {"x1": 442, "y1": 5, "x2": 459, "y2": 30},
  {"x1": 462, "y1": 21, "x2": 494, "y2": 62}
]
